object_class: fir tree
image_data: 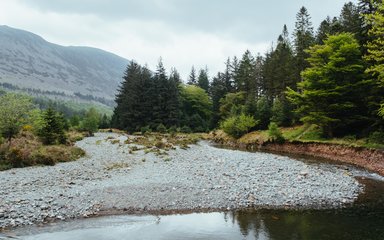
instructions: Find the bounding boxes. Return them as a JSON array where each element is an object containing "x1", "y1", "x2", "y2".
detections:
[
  {"x1": 39, "y1": 107, "x2": 66, "y2": 145},
  {"x1": 287, "y1": 33, "x2": 368, "y2": 137},
  {"x1": 197, "y1": 67, "x2": 210, "y2": 92},
  {"x1": 293, "y1": 6, "x2": 315, "y2": 81},
  {"x1": 187, "y1": 66, "x2": 197, "y2": 85}
]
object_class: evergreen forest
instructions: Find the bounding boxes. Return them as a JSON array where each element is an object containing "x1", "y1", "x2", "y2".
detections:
[{"x1": 112, "y1": 0, "x2": 384, "y2": 142}]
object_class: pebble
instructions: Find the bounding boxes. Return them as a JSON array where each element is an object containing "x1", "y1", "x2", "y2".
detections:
[{"x1": 0, "y1": 132, "x2": 363, "y2": 229}]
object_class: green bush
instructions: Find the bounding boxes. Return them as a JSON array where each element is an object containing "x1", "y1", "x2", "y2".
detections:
[
  {"x1": 180, "y1": 125, "x2": 192, "y2": 133},
  {"x1": 221, "y1": 114, "x2": 257, "y2": 138},
  {"x1": 141, "y1": 126, "x2": 152, "y2": 135},
  {"x1": 368, "y1": 131, "x2": 384, "y2": 144},
  {"x1": 156, "y1": 124, "x2": 167, "y2": 133},
  {"x1": 168, "y1": 126, "x2": 177, "y2": 137},
  {"x1": 268, "y1": 122, "x2": 285, "y2": 143}
]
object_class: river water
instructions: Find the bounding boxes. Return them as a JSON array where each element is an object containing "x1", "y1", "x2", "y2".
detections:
[{"x1": 6, "y1": 150, "x2": 384, "y2": 240}]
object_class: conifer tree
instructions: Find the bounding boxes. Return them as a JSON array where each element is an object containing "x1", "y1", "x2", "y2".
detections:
[
  {"x1": 197, "y1": 67, "x2": 210, "y2": 92},
  {"x1": 187, "y1": 66, "x2": 197, "y2": 85},
  {"x1": 234, "y1": 50, "x2": 255, "y2": 95},
  {"x1": 293, "y1": 6, "x2": 315, "y2": 81},
  {"x1": 111, "y1": 61, "x2": 142, "y2": 131},
  {"x1": 39, "y1": 107, "x2": 66, "y2": 145},
  {"x1": 339, "y1": 2, "x2": 362, "y2": 38},
  {"x1": 287, "y1": 33, "x2": 367, "y2": 137}
]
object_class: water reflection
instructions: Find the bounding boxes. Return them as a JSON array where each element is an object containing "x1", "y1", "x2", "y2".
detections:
[
  {"x1": 12, "y1": 207, "x2": 384, "y2": 240},
  {"x1": 9, "y1": 174, "x2": 384, "y2": 240}
]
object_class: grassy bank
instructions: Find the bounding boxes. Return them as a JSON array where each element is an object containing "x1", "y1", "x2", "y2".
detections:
[
  {"x1": 211, "y1": 124, "x2": 384, "y2": 150},
  {"x1": 0, "y1": 130, "x2": 86, "y2": 171}
]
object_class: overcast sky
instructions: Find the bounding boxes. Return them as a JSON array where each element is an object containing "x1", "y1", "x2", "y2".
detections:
[{"x1": 0, "y1": 0, "x2": 356, "y2": 80}]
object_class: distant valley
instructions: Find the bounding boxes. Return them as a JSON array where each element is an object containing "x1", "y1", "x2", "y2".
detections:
[{"x1": 0, "y1": 25, "x2": 129, "y2": 107}]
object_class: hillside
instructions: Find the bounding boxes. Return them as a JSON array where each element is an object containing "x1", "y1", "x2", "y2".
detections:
[{"x1": 0, "y1": 25, "x2": 129, "y2": 106}]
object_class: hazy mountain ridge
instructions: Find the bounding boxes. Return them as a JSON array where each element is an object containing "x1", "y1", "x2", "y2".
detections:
[{"x1": 0, "y1": 25, "x2": 129, "y2": 104}]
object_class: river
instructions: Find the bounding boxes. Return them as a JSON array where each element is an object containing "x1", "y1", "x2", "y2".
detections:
[{"x1": 5, "y1": 145, "x2": 384, "y2": 240}]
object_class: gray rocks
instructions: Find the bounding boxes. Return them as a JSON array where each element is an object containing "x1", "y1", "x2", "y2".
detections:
[{"x1": 0, "y1": 133, "x2": 363, "y2": 229}]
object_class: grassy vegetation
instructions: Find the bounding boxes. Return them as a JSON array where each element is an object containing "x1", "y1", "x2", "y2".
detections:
[
  {"x1": 0, "y1": 130, "x2": 86, "y2": 171},
  {"x1": 212, "y1": 124, "x2": 384, "y2": 150},
  {"x1": 104, "y1": 132, "x2": 203, "y2": 157}
]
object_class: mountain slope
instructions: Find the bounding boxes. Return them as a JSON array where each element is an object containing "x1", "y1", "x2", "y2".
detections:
[{"x1": 0, "y1": 25, "x2": 129, "y2": 105}]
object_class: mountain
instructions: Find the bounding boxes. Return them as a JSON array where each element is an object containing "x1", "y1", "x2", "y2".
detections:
[{"x1": 0, "y1": 25, "x2": 129, "y2": 106}]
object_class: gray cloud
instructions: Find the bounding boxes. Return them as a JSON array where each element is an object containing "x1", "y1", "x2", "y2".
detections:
[
  {"x1": 20, "y1": 0, "x2": 356, "y2": 43},
  {"x1": 5, "y1": 0, "x2": 357, "y2": 78}
]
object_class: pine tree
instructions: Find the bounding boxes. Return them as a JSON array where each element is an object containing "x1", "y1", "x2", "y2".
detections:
[
  {"x1": 287, "y1": 33, "x2": 367, "y2": 137},
  {"x1": 234, "y1": 50, "x2": 255, "y2": 95},
  {"x1": 263, "y1": 26, "x2": 296, "y2": 101},
  {"x1": 293, "y1": 6, "x2": 315, "y2": 81},
  {"x1": 197, "y1": 67, "x2": 210, "y2": 92},
  {"x1": 152, "y1": 59, "x2": 169, "y2": 126},
  {"x1": 111, "y1": 61, "x2": 142, "y2": 131},
  {"x1": 187, "y1": 66, "x2": 197, "y2": 85},
  {"x1": 166, "y1": 68, "x2": 181, "y2": 127},
  {"x1": 316, "y1": 16, "x2": 332, "y2": 44},
  {"x1": 39, "y1": 107, "x2": 66, "y2": 145},
  {"x1": 340, "y1": 2, "x2": 362, "y2": 36}
]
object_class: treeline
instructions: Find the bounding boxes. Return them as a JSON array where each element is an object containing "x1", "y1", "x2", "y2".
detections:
[
  {"x1": 111, "y1": 61, "x2": 212, "y2": 132},
  {"x1": 112, "y1": 0, "x2": 384, "y2": 140},
  {"x1": 0, "y1": 82, "x2": 115, "y2": 107}
]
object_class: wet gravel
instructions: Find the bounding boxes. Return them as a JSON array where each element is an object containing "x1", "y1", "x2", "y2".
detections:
[{"x1": 0, "y1": 133, "x2": 362, "y2": 229}]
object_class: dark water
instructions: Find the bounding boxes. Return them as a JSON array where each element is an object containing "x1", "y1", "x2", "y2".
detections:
[
  {"x1": 7, "y1": 178, "x2": 384, "y2": 240},
  {"x1": 6, "y1": 150, "x2": 384, "y2": 240}
]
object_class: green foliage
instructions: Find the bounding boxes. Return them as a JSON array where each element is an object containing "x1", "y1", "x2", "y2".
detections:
[
  {"x1": 38, "y1": 108, "x2": 67, "y2": 145},
  {"x1": 99, "y1": 114, "x2": 111, "y2": 129},
  {"x1": 180, "y1": 125, "x2": 192, "y2": 133},
  {"x1": 197, "y1": 68, "x2": 209, "y2": 92},
  {"x1": 70, "y1": 115, "x2": 81, "y2": 128},
  {"x1": 293, "y1": 6, "x2": 315, "y2": 79},
  {"x1": 219, "y1": 92, "x2": 246, "y2": 120},
  {"x1": 112, "y1": 60, "x2": 180, "y2": 131},
  {"x1": 221, "y1": 114, "x2": 257, "y2": 138},
  {"x1": 270, "y1": 98, "x2": 285, "y2": 126},
  {"x1": 364, "y1": 1, "x2": 384, "y2": 84},
  {"x1": 141, "y1": 126, "x2": 152, "y2": 135},
  {"x1": 0, "y1": 93, "x2": 34, "y2": 142},
  {"x1": 287, "y1": 33, "x2": 367, "y2": 137},
  {"x1": 379, "y1": 104, "x2": 384, "y2": 118},
  {"x1": 80, "y1": 107, "x2": 100, "y2": 134},
  {"x1": 156, "y1": 124, "x2": 167, "y2": 133},
  {"x1": 180, "y1": 84, "x2": 212, "y2": 130},
  {"x1": 268, "y1": 122, "x2": 285, "y2": 143},
  {"x1": 363, "y1": 1, "x2": 384, "y2": 119},
  {"x1": 368, "y1": 131, "x2": 384, "y2": 144},
  {"x1": 255, "y1": 96, "x2": 271, "y2": 130},
  {"x1": 28, "y1": 109, "x2": 45, "y2": 134}
]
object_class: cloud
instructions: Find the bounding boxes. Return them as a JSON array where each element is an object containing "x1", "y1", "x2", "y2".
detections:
[{"x1": 0, "y1": 0, "x2": 357, "y2": 78}]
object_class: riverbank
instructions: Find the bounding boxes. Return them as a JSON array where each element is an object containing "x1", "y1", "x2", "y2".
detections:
[
  {"x1": 0, "y1": 133, "x2": 362, "y2": 229},
  {"x1": 210, "y1": 130, "x2": 384, "y2": 176}
]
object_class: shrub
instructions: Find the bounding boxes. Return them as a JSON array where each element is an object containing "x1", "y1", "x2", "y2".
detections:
[
  {"x1": 268, "y1": 122, "x2": 285, "y2": 143},
  {"x1": 156, "y1": 124, "x2": 167, "y2": 133},
  {"x1": 168, "y1": 126, "x2": 177, "y2": 134},
  {"x1": 221, "y1": 114, "x2": 257, "y2": 138},
  {"x1": 368, "y1": 131, "x2": 384, "y2": 144},
  {"x1": 180, "y1": 126, "x2": 192, "y2": 133},
  {"x1": 6, "y1": 148, "x2": 26, "y2": 168},
  {"x1": 141, "y1": 126, "x2": 152, "y2": 135}
]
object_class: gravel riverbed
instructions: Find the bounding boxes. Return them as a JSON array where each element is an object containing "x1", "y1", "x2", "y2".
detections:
[{"x1": 0, "y1": 132, "x2": 362, "y2": 229}]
